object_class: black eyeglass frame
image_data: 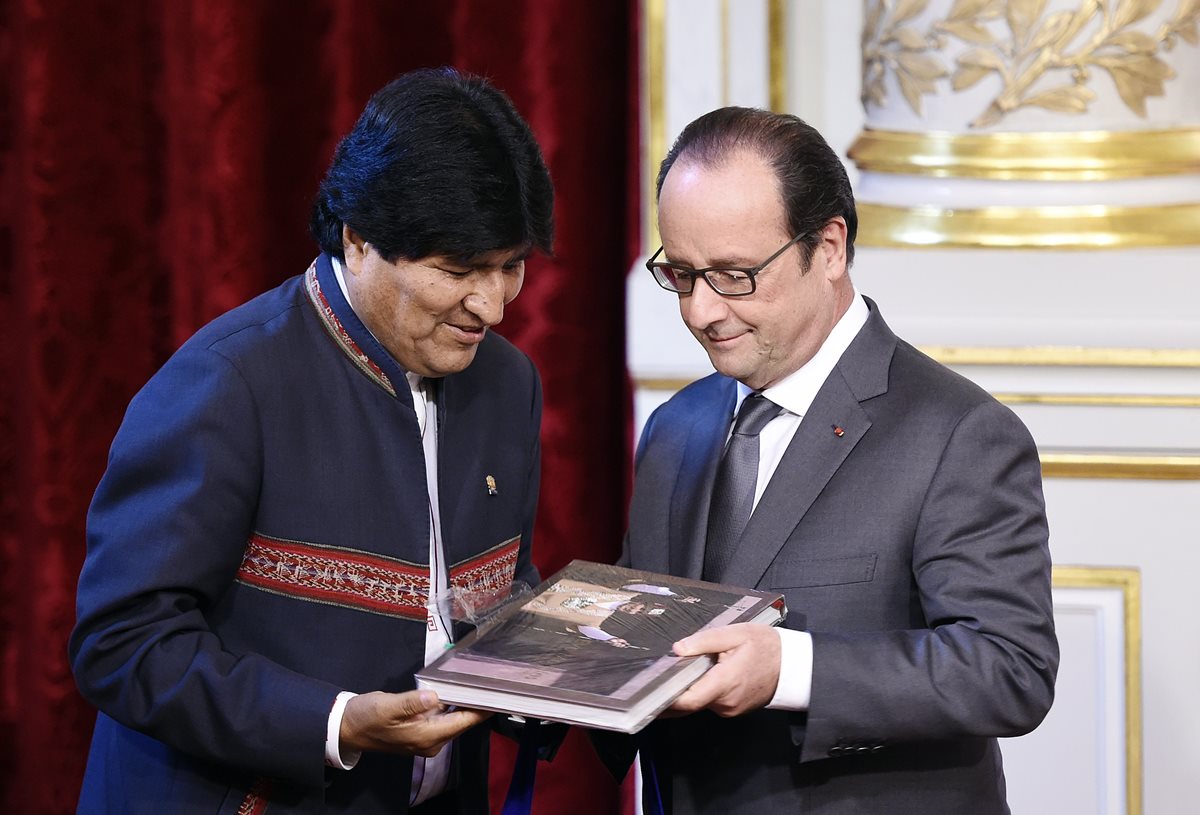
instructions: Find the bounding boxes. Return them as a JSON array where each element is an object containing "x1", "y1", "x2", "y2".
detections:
[{"x1": 645, "y1": 231, "x2": 812, "y2": 297}]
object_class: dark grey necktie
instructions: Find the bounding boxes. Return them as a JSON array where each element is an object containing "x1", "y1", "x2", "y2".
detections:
[{"x1": 703, "y1": 393, "x2": 782, "y2": 582}]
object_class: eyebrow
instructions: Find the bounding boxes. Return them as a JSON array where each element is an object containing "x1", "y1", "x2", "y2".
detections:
[{"x1": 664, "y1": 252, "x2": 755, "y2": 269}]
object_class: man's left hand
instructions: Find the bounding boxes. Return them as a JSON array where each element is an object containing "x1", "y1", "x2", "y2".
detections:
[{"x1": 667, "y1": 623, "x2": 781, "y2": 717}]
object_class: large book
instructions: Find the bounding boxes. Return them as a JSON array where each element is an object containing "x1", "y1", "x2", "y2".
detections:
[{"x1": 415, "y1": 560, "x2": 786, "y2": 733}]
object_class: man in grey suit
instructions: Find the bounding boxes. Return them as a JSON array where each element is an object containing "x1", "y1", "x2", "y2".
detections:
[{"x1": 618, "y1": 107, "x2": 1059, "y2": 813}]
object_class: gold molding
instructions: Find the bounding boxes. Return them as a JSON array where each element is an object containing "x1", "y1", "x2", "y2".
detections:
[
  {"x1": 720, "y1": 0, "x2": 731, "y2": 106},
  {"x1": 857, "y1": 201, "x2": 1200, "y2": 250},
  {"x1": 635, "y1": 346, "x2": 1200, "y2": 375},
  {"x1": 636, "y1": 377, "x2": 695, "y2": 392},
  {"x1": 768, "y1": 0, "x2": 787, "y2": 112},
  {"x1": 920, "y1": 345, "x2": 1200, "y2": 368},
  {"x1": 1041, "y1": 451, "x2": 1200, "y2": 480},
  {"x1": 633, "y1": 380, "x2": 1200, "y2": 480},
  {"x1": 640, "y1": 382, "x2": 1200, "y2": 408},
  {"x1": 848, "y1": 128, "x2": 1200, "y2": 180},
  {"x1": 994, "y1": 393, "x2": 1200, "y2": 408},
  {"x1": 645, "y1": 0, "x2": 666, "y2": 254},
  {"x1": 1051, "y1": 566, "x2": 1142, "y2": 815}
]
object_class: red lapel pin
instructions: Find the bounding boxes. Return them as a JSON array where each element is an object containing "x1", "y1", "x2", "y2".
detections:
[{"x1": 832, "y1": 425, "x2": 845, "y2": 437}]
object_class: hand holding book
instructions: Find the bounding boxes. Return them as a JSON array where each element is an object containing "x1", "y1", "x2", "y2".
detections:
[
  {"x1": 415, "y1": 560, "x2": 786, "y2": 733},
  {"x1": 668, "y1": 622, "x2": 784, "y2": 718}
]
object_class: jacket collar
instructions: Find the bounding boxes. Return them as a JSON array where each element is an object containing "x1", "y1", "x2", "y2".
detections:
[
  {"x1": 305, "y1": 253, "x2": 417, "y2": 406},
  {"x1": 671, "y1": 299, "x2": 897, "y2": 587}
]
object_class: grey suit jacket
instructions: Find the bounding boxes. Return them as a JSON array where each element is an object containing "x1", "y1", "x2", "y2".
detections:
[{"x1": 620, "y1": 299, "x2": 1058, "y2": 814}]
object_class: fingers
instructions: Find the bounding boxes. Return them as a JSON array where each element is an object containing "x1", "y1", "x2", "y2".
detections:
[
  {"x1": 665, "y1": 624, "x2": 783, "y2": 718},
  {"x1": 668, "y1": 662, "x2": 732, "y2": 714},
  {"x1": 340, "y1": 690, "x2": 492, "y2": 757},
  {"x1": 673, "y1": 623, "x2": 752, "y2": 657},
  {"x1": 407, "y1": 708, "x2": 493, "y2": 757},
  {"x1": 389, "y1": 689, "x2": 444, "y2": 719}
]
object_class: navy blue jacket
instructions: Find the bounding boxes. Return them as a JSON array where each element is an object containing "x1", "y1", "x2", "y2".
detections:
[{"x1": 71, "y1": 254, "x2": 542, "y2": 814}]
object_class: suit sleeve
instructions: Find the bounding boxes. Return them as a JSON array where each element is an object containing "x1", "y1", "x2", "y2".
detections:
[
  {"x1": 69, "y1": 346, "x2": 341, "y2": 787},
  {"x1": 801, "y1": 400, "x2": 1058, "y2": 761}
]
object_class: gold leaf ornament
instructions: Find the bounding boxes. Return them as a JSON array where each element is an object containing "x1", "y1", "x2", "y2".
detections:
[
  {"x1": 1029, "y1": 10, "x2": 1075, "y2": 50},
  {"x1": 1112, "y1": 0, "x2": 1163, "y2": 30},
  {"x1": 1160, "y1": 0, "x2": 1200, "y2": 48},
  {"x1": 1109, "y1": 30, "x2": 1160, "y2": 52},
  {"x1": 957, "y1": 46, "x2": 1007, "y2": 69},
  {"x1": 938, "y1": 19, "x2": 997, "y2": 43},
  {"x1": 948, "y1": 0, "x2": 997, "y2": 19},
  {"x1": 862, "y1": 0, "x2": 1197, "y2": 124},
  {"x1": 892, "y1": 0, "x2": 933, "y2": 26},
  {"x1": 1092, "y1": 52, "x2": 1176, "y2": 115},
  {"x1": 898, "y1": 51, "x2": 951, "y2": 79},
  {"x1": 862, "y1": 0, "x2": 950, "y2": 115},
  {"x1": 953, "y1": 64, "x2": 995, "y2": 89},
  {"x1": 1023, "y1": 84, "x2": 1098, "y2": 112},
  {"x1": 1006, "y1": 0, "x2": 1050, "y2": 44},
  {"x1": 893, "y1": 27, "x2": 932, "y2": 49}
]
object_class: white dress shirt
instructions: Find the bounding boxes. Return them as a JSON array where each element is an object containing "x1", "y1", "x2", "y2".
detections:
[
  {"x1": 727, "y1": 291, "x2": 870, "y2": 711},
  {"x1": 326, "y1": 259, "x2": 454, "y2": 805}
]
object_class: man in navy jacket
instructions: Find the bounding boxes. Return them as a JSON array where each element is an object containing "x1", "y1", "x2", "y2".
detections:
[{"x1": 70, "y1": 68, "x2": 553, "y2": 814}]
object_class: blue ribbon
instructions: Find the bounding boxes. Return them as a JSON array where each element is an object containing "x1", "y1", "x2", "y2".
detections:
[
  {"x1": 500, "y1": 718, "x2": 542, "y2": 815},
  {"x1": 638, "y1": 731, "x2": 666, "y2": 815},
  {"x1": 502, "y1": 720, "x2": 666, "y2": 815}
]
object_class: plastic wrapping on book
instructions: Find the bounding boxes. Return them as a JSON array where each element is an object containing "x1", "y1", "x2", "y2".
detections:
[{"x1": 416, "y1": 560, "x2": 787, "y2": 732}]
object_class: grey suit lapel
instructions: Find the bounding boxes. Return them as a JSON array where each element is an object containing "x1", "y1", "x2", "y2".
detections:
[
  {"x1": 669, "y1": 382, "x2": 737, "y2": 579},
  {"x1": 721, "y1": 300, "x2": 896, "y2": 589}
]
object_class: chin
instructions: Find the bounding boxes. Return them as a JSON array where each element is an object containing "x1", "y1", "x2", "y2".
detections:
[
  {"x1": 706, "y1": 353, "x2": 748, "y2": 383},
  {"x1": 429, "y1": 351, "x2": 479, "y2": 377}
]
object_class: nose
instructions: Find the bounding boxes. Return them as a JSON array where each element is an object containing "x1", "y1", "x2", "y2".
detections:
[
  {"x1": 463, "y1": 269, "x2": 509, "y2": 326},
  {"x1": 680, "y1": 277, "x2": 729, "y2": 330}
]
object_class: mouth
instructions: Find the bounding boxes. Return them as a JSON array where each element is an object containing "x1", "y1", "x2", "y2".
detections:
[
  {"x1": 702, "y1": 329, "x2": 747, "y2": 346},
  {"x1": 444, "y1": 322, "x2": 488, "y2": 344}
]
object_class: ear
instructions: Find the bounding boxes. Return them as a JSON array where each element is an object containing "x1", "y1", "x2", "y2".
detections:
[
  {"x1": 818, "y1": 217, "x2": 848, "y2": 282},
  {"x1": 341, "y1": 224, "x2": 369, "y2": 276}
]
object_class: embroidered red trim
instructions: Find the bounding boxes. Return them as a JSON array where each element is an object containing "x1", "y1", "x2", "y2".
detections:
[
  {"x1": 236, "y1": 533, "x2": 521, "y2": 621},
  {"x1": 236, "y1": 777, "x2": 271, "y2": 815},
  {"x1": 450, "y1": 535, "x2": 520, "y2": 596},
  {"x1": 304, "y1": 263, "x2": 395, "y2": 396},
  {"x1": 237, "y1": 533, "x2": 429, "y2": 620}
]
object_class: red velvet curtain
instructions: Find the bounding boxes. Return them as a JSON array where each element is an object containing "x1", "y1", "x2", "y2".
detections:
[{"x1": 0, "y1": 1, "x2": 636, "y2": 812}]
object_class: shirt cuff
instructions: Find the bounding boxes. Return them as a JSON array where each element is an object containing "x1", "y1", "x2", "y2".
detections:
[
  {"x1": 766, "y1": 628, "x2": 813, "y2": 711},
  {"x1": 326, "y1": 691, "x2": 362, "y2": 770}
]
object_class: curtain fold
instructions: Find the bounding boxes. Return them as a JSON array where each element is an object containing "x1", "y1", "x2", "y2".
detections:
[{"x1": 0, "y1": 2, "x2": 633, "y2": 812}]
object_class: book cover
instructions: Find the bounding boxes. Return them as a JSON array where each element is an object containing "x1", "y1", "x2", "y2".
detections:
[{"x1": 415, "y1": 559, "x2": 786, "y2": 733}]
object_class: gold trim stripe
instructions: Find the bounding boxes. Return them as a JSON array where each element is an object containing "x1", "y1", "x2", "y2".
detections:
[
  {"x1": 768, "y1": 0, "x2": 786, "y2": 113},
  {"x1": 857, "y1": 201, "x2": 1200, "y2": 250},
  {"x1": 919, "y1": 346, "x2": 1200, "y2": 368},
  {"x1": 645, "y1": 0, "x2": 666, "y2": 254},
  {"x1": 848, "y1": 128, "x2": 1200, "y2": 181},
  {"x1": 1041, "y1": 452, "x2": 1200, "y2": 480},
  {"x1": 1051, "y1": 566, "x2": 1142, "y2": 815},
  {"x1": 720, "y1": 0, "x2": 730, "y2": 106},
  {"x1": 639, "y1": 380, "x2": 1200, "y2": 408},
  {"x1": 634, "y1": 380, "x2": 1200, "y2": 479},
  {"x1": 993, "y1": 393, "x2": 1200, "y2": 408}
]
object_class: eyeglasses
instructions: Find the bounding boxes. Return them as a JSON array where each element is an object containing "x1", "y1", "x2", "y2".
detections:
[{"x1": 646, "y1": 231, "x2": 811, "y2": 297}]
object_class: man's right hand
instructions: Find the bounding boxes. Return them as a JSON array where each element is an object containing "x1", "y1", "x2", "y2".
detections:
[{"x1": 340, "y1": 690, "x2": 491, "y2": 758}]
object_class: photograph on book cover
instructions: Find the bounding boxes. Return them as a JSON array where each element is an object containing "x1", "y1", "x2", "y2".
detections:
[{"x1": 422, "y1": 560, "x2": 782, "y2": 704}]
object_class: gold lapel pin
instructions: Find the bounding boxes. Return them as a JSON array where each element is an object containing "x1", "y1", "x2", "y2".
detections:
[{"x1": 486, "y1": 475, "x2": 498, "y2": 495}]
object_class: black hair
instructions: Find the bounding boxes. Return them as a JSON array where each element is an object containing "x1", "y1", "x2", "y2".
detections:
[
  {"x1": 655, "y1": 107, "x2": 856, "y2": 268},
  {"x1": 310, "y1": 67, "x2": 554, "y2": 263}
]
